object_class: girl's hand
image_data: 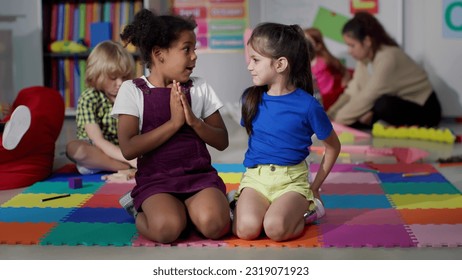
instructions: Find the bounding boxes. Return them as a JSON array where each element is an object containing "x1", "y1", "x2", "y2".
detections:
[
  {"x1": 170, "y1": 80, "x2": 185, "y2": 127},
  {"x1": 312, "y1": 188, "x2": 321, "y2": 202},
  {"x1": 178, "y1": 88, "x2": 200, "y2": 127}
]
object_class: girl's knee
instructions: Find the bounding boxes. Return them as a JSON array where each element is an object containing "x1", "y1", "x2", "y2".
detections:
[
  {"x1": 235, "y1": 216, "x2": 262, "y2": 240},
  {"x1": 141, "y1": 216, "x2": 186, "y2": 244},
  {"x1": 263, "y1": 216, "x2": 289, "y2": 241},
  {"x1": 194, "y1": 211, "x2": 230, "y2": 239}
]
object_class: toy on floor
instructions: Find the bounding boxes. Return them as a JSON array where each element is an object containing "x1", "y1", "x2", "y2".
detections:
[
  {"x1": 101, "y1": 169, "x2": 136, "y2": 182},
  {"x1": 437, "y1": 155, "x2": 462, "y2": 167},
  {"x1": 372, "y1": 121, "x2": 458, "y2": 144},
  {"x1": 50, "y1": 40, "x2": 88, "y2": 53},
  {"x1": 68, "y1": 177, "x2": 82, "y2": 189}
]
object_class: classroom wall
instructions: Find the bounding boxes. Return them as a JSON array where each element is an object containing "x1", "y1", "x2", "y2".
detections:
[
  {"x1": 0, "y1": 0, "x2": 43, "y2": 103},
  {"x1": 194, "y1": 0, "x2": 462, "y2": 117},
  {"x1": 403, "y1": 0, "x2": 462, "y2": 117},
  {"x1": 2, "y1": 0, "x2": 461, "y2": 117}
]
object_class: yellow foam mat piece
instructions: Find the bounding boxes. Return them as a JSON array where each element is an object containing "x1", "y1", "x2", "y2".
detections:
[
  {"x1": 218, "y1": 172, "x2": 242, "y2": 184},
  {"x1": 388, "y1": 194, "x2": 462, "y2": 209},
  {"x1": 2, "y1": 193, "x2": 93, "y2": 208}
]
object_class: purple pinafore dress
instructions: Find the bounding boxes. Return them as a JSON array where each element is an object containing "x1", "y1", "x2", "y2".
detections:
[{"x1": 130, "y1": 78, "x2": 226, "y2": 211}]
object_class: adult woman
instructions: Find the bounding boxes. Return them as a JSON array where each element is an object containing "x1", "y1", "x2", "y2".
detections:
[{"x1": 327, "y1": 12, "x2": 441, "y2": 129}]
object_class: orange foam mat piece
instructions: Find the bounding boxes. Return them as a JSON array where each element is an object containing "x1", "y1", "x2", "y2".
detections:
[
  {"x1": 0, "y1": 222, "x2": 57, "y2": 245},
  {"x1": 224, "y1": 226, "x2": 322, "y2": 248},
  {"x1": 398, "y1": 209, "x2": 462, "y2": 224}
]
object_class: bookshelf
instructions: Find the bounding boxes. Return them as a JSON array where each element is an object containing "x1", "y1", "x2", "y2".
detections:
[{"x1": 41, "y1": 0, "x2": 148, "y2": 116}]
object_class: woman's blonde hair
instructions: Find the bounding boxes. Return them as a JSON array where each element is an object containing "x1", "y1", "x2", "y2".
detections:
[{"x1": 85, "y1": 41, "x2": 135, "y2": 90}]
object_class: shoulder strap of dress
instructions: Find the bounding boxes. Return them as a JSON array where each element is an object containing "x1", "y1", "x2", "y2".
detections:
[
  {"x1": 133, "y1": 78, "x2": 151, "y2": 95},
  {"x1": 180, "y1": 79, "x2": 193, "y2": 95}
]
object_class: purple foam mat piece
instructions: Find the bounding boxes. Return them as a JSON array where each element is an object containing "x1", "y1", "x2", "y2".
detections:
[
  {"x1": 408, "y1": 224, "x2": 462, "y2": 247},
  {"x1": 321, "y1": 183, "x2": 384, "y2": 195},
  {"x1": 321, "y1": 209, "x2": 404, "y2": 225},
  {"x1": 320, "y1": 224, "x2": 417, "y2": 248}
]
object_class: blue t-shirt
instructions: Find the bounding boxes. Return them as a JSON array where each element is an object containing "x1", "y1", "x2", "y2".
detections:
[{"x1": 242, "y1": 88, "x2": 333, "y2": 167}]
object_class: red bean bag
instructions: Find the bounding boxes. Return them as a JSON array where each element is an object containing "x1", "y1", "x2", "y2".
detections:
[{"x1": 0, "y1": 86, "x2": 65, "y2": 189}]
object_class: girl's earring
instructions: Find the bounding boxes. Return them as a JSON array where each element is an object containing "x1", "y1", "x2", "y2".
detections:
[{"x1": 159, "y1": 57, "x2": 164, "y2": 63}]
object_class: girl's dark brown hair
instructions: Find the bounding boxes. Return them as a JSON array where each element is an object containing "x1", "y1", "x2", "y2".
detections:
[
  {"x1": 241, "y1": 22, "x2": 313, "y2": 135},
  {"x1": 304, "y1": 27, "x2": 347, "y2": 76},
  {"x1": 120, "y1": 9, "x2": 197, "y2": 69},
  {"x1": 342, "y1": 11, "x2": 398, "y2": 59}
]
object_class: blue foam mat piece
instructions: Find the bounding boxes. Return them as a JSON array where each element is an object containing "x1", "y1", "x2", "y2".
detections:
[{"x1": 64, "y1": 207, "x2": 135, "y2": 223}]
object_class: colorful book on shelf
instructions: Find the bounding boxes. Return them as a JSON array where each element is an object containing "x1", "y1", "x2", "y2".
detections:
[
  {"x1": 68, "y1": 59, "x2": 75, "y2": 108},
  {"x1": 128, "y1": 1, "x2": 135, "y2": 22},
  {"x1": 112, "y1": 2, "x2": 121, "y2": 41},
  {"x1": 93, "y1": 1, "x2": 101, "y2": 22},
  {"x1": 79, "y1": 61, "x2": 86, "y2": 98},
  {"x1": 63, "y1": 2, "x2": 71, "y2": 41},
  {"x1": 73, "y1": 4, "x2": 80, "y2": 42},
  {"x1": 85, "y1": 2, "x2": 94, "y2": 47},
  {"x1": 58, "y1": 59, "x2": 65, "y2": 98},
  {"x1": 51, "y1": 60, "x2": 59, "y2": 90},
  {"x1": 103, "y1": 2, "x2": 111, "y2": 22},
  {"x1": 50, "y1": 3, "x2": 59, "y2": 43},
  {"x1": 79, "y1": 3, "x2": 86, "y2": 44},
  {"x1": 64, "y1": 59, "x2": 71, "y2": 108},
  {"x1": 56, "y1": 3, "x2": 65, "y2": 41},
  {"x1": 74, "y1": 60, "x2": 81, "y2": 107}
]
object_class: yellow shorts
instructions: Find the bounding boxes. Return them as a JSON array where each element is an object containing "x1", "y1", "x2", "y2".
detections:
[{"x1": 236, "y1": 161, "x2": 315, "y2": 209}]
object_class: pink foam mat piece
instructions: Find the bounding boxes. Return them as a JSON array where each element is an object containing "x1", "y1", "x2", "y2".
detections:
[
  {"x1": 332, "y1": 122, "x2": 371, "y2": 140},
  {"x1": 132, "y1": 231, "x2": 227, "y2": 247},
  {"x1": 320, "y1": 224, "x2": 417, "y2": 248},
  {"x1": 321, "y1": 209, "x2": 404, "y2": 225},
  {"x1": 408, "y1": 224, "x2": 462, "y2": 247},
  {"x1": 392, "y1": 147, "x2": 429, "y2": 164},
  {"x1": 310, "y1": 163, "x2": 369, "y2": 172},
  {"x1": 320, "y1": 183, "x2": 384, "y2": 195},
  {"x1": 316, "y1": 172, "x2": 379, "y2": 184},
  {"x1": 95, "y1": 182, "x2": 136, "y2": 195}
]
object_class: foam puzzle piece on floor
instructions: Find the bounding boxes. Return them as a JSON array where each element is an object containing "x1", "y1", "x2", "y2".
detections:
[
  {"x1": 40, "y1": 222, "x2": 137, "y2": 246},
  {"x1": 381, "y1": 182, "x2": 460, "y2": 194},
  {"x1": 319, "y1": 224, "x2": 417, "y2": 248},
  {"x1": 321, "y1": 209, "x2": 404, "y2": 225},
  {"x1": 1, "y1": 163, "x2": 462, "y2": 248},
  {"x1": 408, "y1": 225, "x2": 462, "y2": 247},
  {"x1": 388, "y1": 194, "x2": 462, "y2": 209},
  {"x1": 0, "y1": 207, "x2": 73, "y2": 222},
  {"x1": 320, "y1": 183, "x2": 384, "y2": 195},
  {"x1": 398, "y1": 209, "x2": 462, "y2": 224},
  {"x1": 366, "y1": 163, "x2": 438, "y2": 173},
  {"x1": 0, "y1": 222, "x2": 56, "y2": 245},
  {"x1": 224, "y1": 226, "x2": 322, "y2": 248},
  {"x1": 133, "y1": 231, "x2": 228, "y2": 247},
  {"x1": 2, "y1": 193, "x2": 92, "y2": 208}
]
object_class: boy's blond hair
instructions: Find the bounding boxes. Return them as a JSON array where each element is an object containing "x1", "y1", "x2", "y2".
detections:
[{"x1": 85, "y1": 41, "x2": 135, "y2": 90}]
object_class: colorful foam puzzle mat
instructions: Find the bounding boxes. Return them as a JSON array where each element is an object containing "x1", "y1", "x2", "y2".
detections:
[{"x1": 1, "y1": 163, "x2": 462, "y2": 248}]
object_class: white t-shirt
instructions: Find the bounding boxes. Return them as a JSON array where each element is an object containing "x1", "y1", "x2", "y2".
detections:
[{"x1": 111, "y1": 76, "x2": 223, "y2": 130}]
